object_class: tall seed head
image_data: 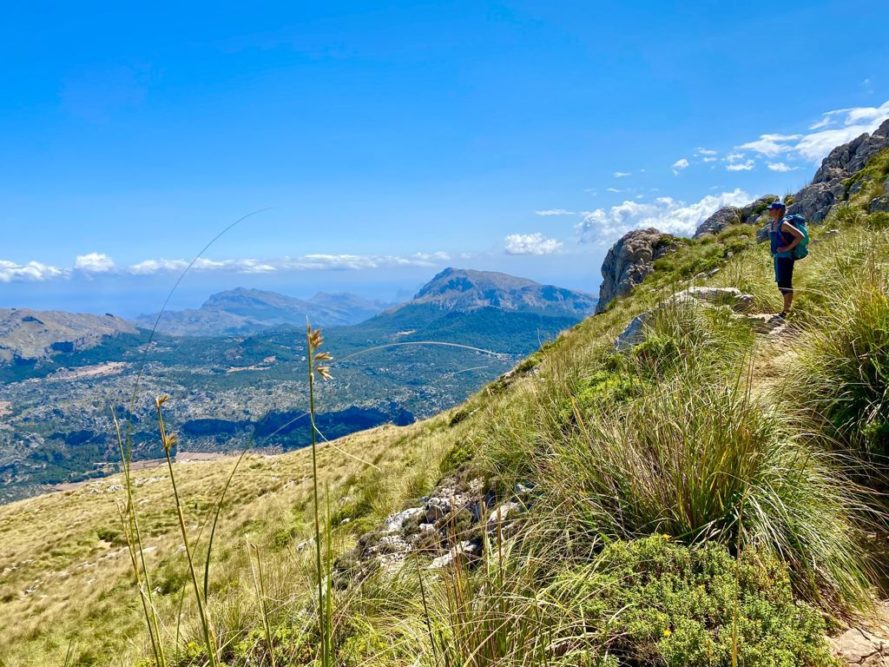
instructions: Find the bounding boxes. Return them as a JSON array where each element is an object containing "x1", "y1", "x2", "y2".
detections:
[{"x1": 306, "y1": 325, "x2": 333, "y2": 381}]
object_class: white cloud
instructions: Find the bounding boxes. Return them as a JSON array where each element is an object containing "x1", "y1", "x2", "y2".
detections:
[
  {"x1": 767, "y1": 162, "x2": 796, "y2": 172},
  {"x1": 577, "y1": 189, "x2": 751, "y2": 243},
  {"x1": 74, "y1": 252, "x2": 115, "y2": 273},
  {"x1": 128, "y1": 252, "x2": 452, "y2": 275},
  {"x1": 725, "y1": 152, "x2": 746, "y2": 163},
  {"x1": 737, "y1": 133, "x2": 802, "y2": 157},
  {"x1": 613, "y1": 171, "x2": 632, "y2": 178},
  {"x1": 534, "y1": 209, "x2": 575, "y2": 216},
  {"x1": 696, "y1": 148, "x2": 718, "y2": 156},
  {"x1": 606, "y1": 187, "x2": 622, "y2": 193},
  {"x1": 726, "y1": 160, "x2": 755, "y2": 172},
  {"x1": 740, "y1": 100, "x2": 889, "y2": 163},
  {"x1": 0, "y1": 260, "x2": 65, "y2": 283},
  {"x1": 794, "y1": 102, "x2": 889, "y2": 161},
  {"x1": 504, "y1": 233, "x2": 563, "y2": 256},
  {"x1": 808, "y1": 115, "x2": 834, "y2": 130},
  {"x1": 671, "y1": 158, "x2": 690, "y2": 175},
  {"x1": 127, "y1": 258, "x2": 185, "y2": 274},
  {"x1": 0, "y1": 251, "x2": 454, "y2": 281},
  {"x1": 702, "y1": 156, "x2": 718, "y2": 163}
]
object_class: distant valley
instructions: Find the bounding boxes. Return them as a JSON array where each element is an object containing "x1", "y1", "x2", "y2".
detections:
[{"x1": 0, "y1": 268, "x2": 595, "y2": 502}]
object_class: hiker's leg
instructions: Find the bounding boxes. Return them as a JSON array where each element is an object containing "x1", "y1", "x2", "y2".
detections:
[
  {"x1": 775, "y1": 258, "x2": 794, "y2": 314},
  {"x1": 783, "y1": 289, "x2": 793, "y2": 313}
]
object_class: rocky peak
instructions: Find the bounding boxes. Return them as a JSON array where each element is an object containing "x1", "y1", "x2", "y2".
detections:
[
  {"x1": 410, "y1": 267, "x2": 597, "y2": 317},
  {"x1": 789, "y1": 118, "x2": 889, "y2": 223},
  {"x1": 693, "y1": 195, "x2": 779, "y2": 238},
  {"x1": 595, "y1": 228, "x2": 676, "y2": 313},
  {"x1": 812, "y1": 119, "x2": 889, "y2": 185}
]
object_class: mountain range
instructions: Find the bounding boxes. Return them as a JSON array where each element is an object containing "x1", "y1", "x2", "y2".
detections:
[
  {"x1": 136, "y1": 288, "x2": 388, "y2": 336},
  {"x1": 0, "y1": 268, "x2": 596, "y2": 502}
]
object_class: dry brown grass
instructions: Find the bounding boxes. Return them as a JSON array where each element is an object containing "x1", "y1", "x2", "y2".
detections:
[{"x1": 0, "y1": 414, "x2": 461, "y2": 666}]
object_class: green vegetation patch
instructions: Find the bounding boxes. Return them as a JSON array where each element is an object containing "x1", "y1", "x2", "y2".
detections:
[{"x1": 548, "y1": 536, "x2": 839, "y2": 666}]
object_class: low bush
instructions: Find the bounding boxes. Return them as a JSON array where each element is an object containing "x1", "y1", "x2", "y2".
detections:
[{"x1": 547, "y1": 536, "x2": 839, "y2": 666}]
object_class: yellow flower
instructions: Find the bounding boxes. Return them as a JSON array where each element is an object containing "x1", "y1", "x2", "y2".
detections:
[{"x1": 662, "y1": 628, "x2": 672, "y2": 638}]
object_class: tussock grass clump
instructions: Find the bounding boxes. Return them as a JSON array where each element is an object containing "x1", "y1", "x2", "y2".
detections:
[
  {"x1": 787, "y1": 235, "x2": 889, "y2": 457},
  {"x1": 539, "y1": 367, "x2": 874, "y2": 613}
]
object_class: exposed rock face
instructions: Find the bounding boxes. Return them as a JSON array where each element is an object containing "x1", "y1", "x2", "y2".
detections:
[
  {"x1": 595, "y1": 229, "x2": 676, "y2": 313},
  {"x1": 613, "y1": 287, "x2": 770, "y2": 350},
  {"x1": 789, "y1": 118, "x2": 889, "y2": 223},
  {"x1": 829, "y1": 601, "x2": 889, "y2": 666},
  {"x1": 694, "y1": 195, "x2": 778, "y2": 238},
  {"x1": 334, "y1": 475, "x2": 532, "y2": 585},
  {"x1": 812, "y1": 120, "x2": 889, "y2": 184}
]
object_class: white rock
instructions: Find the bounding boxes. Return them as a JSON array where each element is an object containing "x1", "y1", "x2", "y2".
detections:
[
  {"x1": 383, "y1": 507, "x2": 425, "y2": 534},
  {"x1": 486, "y1": 502, "x2": 519, "y2": 529}
]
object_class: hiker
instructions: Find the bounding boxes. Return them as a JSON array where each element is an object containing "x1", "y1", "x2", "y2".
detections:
[{"x1": 767, "y1": 201, "x2": 805, "y2": 318}]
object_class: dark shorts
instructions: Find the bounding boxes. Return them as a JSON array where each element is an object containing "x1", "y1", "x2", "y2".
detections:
[{"x1": 774, "y1": 256, "x2": 795, "y2": 293}]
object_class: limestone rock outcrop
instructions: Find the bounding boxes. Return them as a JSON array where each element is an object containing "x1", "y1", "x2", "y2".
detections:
[
  {"x1": 693, "y1": 195, "x2": 778, "y2": 238},
  {"x1": 789, "y1": 119, "x2": 888, "y2": 223},
  {"x1": 595, "y1": 229, "x2": 676, "y2": 313},
  {"x1": 613, "y1": 287, "x2": 758, "y2": 350}
]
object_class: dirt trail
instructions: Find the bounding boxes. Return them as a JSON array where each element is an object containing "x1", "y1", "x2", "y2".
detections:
[
  {"x1": 745, "y1": 314, "x2": 796, "y2": 398},
  {"x1": 744, "y1": 314, "x2": 889, "y2": 665}
]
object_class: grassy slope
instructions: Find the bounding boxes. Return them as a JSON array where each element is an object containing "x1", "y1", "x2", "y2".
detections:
[
  {"x1": 0, "y1": 419, "x2": 467, "y2": 665},
  {"x1": 1, "y1": 151, "x2": 888, "y2": 666}
]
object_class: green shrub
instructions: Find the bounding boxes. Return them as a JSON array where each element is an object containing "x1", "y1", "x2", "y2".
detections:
[
  {"x1": 96, "y1": 527, "x2": 126, "y2": 546},
  {"x1": 155, "y1": 560, "x2": 189, "y2": 596},
  {"x1": 330, "y1": 478, "x2": 380, "y2": 532},
  {"x1": 547, "y1": 536, "x2": 839, "y2": 666},
  {"x1": 716, "y1": 223, "x2": 755, "y2": 242},
  {"x1": 564, "y1": 369, "x2": 643, "y2": 421},
  {"x1": 752, "y1": 195, "x2": 778, "y2": 215},
  {"x1": 440, "y1": 439, "x2": 475, "y2": 474}
]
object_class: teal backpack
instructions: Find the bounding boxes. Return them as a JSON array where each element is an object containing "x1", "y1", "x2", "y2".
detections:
[{"x1": 786, "y1": 214, "x2": 809, "y2": 260}]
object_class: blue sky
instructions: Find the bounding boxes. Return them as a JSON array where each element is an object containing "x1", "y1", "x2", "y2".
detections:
[{"x1": 2, "y1": 0, "x2": 888, "y2": 315}]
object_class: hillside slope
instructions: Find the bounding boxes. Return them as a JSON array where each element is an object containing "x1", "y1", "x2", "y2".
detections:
[
  {"x1": 0, "y1": 309, "x2": 137, "y2": 364},
  {"x1": 1, "y1": 133, "x2": 889, "y2": 665}
]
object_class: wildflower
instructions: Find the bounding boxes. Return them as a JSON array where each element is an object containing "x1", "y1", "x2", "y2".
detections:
[{"x1": 663, "y1": 628, "x2": 672, "y2": 638}]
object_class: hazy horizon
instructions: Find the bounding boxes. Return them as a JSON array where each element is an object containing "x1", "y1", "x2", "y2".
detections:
[{"x1": 0, "y1": 254, "x2": 603, "y2": 318}]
